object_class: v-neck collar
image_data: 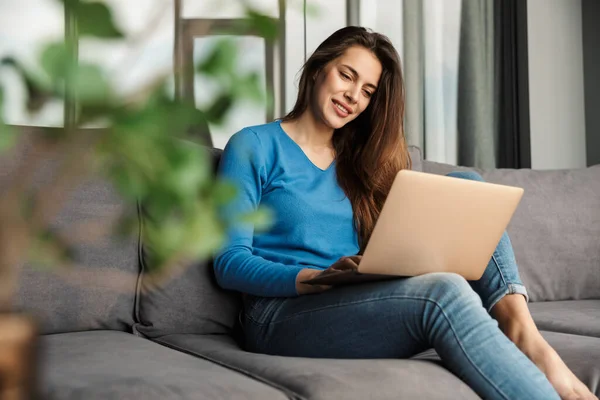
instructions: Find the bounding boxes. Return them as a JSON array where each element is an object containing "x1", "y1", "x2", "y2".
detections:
[{"x1": 275, "y1": 120, "x2": 336, "y2": 172}]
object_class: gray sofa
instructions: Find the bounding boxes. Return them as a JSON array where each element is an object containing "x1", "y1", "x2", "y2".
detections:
[{"x1": 7, "y1": 132, "x2": 600, "y2": 399}]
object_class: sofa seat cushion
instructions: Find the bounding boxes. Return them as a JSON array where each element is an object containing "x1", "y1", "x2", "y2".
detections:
[
  {"x1": 410, "y1": 331, "x2": 600, "y2": 396},
  {"x1": 542, "y1": 331, "x2": 600, "y2": 395},
  {"x1": 529, "y1": 300, "x2": 600, "y2": 338},
  {"x1": 154, "y1": 334, "x2": 480, "y2": 400},
  {"x1": 39, "y1": 331, "x2": 289, "y2": 400}
]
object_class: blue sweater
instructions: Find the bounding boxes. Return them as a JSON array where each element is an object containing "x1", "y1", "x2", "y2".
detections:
[{"x1": 214, "y1": 120, "x2": 360, "y2": 297}]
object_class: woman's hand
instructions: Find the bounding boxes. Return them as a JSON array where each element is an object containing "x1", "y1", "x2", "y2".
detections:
[
  {"x1": 296, "y1": 268, "x2": 331, "y2": 295},
  {"x1": 326, "y1": 255, "x2": 362, "y2": 273},
  {"x1": 295, "y1": 255, "x2": 363, "y2": 295}
]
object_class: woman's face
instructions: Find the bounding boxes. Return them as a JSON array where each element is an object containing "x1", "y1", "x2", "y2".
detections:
[{"x1": 312, "y1": 46, "x2": 383, "y2": 130}]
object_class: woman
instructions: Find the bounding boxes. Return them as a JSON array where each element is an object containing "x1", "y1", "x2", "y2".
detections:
[{"x1": 214, "y1": 26, "x2": 596, "y2": 400}]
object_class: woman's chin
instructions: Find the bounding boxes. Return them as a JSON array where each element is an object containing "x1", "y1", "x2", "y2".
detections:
[
  {"x1": 324, "y1": 115, "x2": 349, "y2": 130},
  {"x1": 316, "y1": 108, "x2": 351, "y2": 130}
]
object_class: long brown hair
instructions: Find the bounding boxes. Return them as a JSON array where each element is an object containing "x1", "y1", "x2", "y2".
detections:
[{"x1": 282, "y1": 26, "x2": 411, "y2": 252}]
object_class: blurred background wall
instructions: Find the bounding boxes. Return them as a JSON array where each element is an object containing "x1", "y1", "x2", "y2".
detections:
[{"x1": 0, "y1": 0, "x2": 597, "y2": 168}]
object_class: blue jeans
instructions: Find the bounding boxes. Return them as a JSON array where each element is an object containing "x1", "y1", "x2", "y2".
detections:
[{"x1": 241, "y1": 171, "x2": 560, "y2": 400}]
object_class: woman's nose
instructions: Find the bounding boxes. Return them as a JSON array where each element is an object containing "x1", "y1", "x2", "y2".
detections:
[{"x1": 344, "y1": 87, "x2": 359, "y2": 104}]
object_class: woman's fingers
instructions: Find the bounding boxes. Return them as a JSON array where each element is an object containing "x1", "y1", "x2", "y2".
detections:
[
  {"x1": 347, "y1": 255, "x2": 362, "y2": 264},
  {"x1": 332, "y1": 256, "x2": 359, "y2": 271}
]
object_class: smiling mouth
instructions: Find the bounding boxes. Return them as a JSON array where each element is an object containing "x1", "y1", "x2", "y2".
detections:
[{"x1": 332, "y1": 99, "x2": 352, "y2": 115}]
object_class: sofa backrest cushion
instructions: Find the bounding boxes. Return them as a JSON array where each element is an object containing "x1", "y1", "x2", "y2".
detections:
[
  {"x1": 2, "y1": 127, "x2": 139, "y2": 334},
  {"x1": 135, "y1": 144, "x2": 424, "y2": 338},
  {"x1": 135, "y1": 147, "x2": 241, "y2": 338},
  {"x1": 408, "y1": 146, "x2": 423, "y2": 172},
  {"x1": 423, "y1": 160, "x2": 600, "y2": 302}
]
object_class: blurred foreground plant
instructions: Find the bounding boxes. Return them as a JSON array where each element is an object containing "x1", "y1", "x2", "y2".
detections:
[{"x1": 0, "y1": 0, "x2": 278, "y2": 311}]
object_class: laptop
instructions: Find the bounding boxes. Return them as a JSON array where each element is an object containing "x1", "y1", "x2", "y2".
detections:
[{"x1": 302, "y1": 169, "x2": 524, "y2": 286}]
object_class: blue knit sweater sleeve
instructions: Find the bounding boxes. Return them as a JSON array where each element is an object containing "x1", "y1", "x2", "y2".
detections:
[{"x1": 213, "y1": 128, "x2": 304, "y2": 297}]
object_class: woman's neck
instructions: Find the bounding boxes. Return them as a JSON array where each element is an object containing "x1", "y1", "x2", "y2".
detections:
[{"x1": 285, "y1": 111, "x2": 334, "y2": 149}]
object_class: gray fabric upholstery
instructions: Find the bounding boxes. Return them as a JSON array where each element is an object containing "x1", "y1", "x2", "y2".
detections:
[
  {"x1": 480, "y1": 165, "x2": 600, "y2": 302},
  {"x1": 135, "y1": 147, "x2": 241, "y2": 338},
  {"x1": 408, "y1": 331, "x2": 600, "y2": 396},
  {"x1": 40, "y1": 331, "x2": 289, "y2": 400},
  {"x1": 135, "y1": 255, "x2": 241, "y2": 338},
  {"x1": 541, "y1": 331, "x2": 600, "y2": 396},
  {"x1": 423, "y1": 160, "x2": 600, "y2": 302},
  {"x1": 422, "y1": 159, "x2": 472, "y2": 176},
  {"x1": 530, "y1": 300, "x2": 600, "y2": 338},
  {"x1": 2, "y1": 127, "x2": 139, "y2": 334},
  {"x1": 408, "y1": 145, "x2": 423, "y2": 172},
  {"x1": 155, "y1": 334, "x2": 481, "y2": 400}
]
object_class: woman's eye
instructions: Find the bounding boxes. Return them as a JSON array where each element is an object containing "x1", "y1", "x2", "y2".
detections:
[
  {"x1": 363, "y1": 90, "x2": 373, "y2": 98},
  {"x1": 340, "y1": 72, "x2": 351, "y2": 80}
]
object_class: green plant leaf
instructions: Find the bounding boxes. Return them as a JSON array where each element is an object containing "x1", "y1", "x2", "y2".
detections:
[
  {"x1": 71, "y1": 63, "x2": 111, "y2": 104},
  {"x1": 239, "y1": 206, "x2": 273, "y2": 232},
  {"x1": 78, "y1": 103, "x2": 114, "y2": 125},
  {"x1": 244, "y1": 9, "x2": 279, "y2": 40},
  {"x1": 0, "y1": 125, "x2": 16, "y2": 152},
  {"x1": 205, "y1": 93, "x2": 234, "y2": 124},
  {"x1": 211, "y1": 180, "x2": 238, "y2": 205},
  {"x1": 75, "y1": 1, "x2": 124, "y2": 39},
  {"x1": 59, "y1": 0, "x2": 78, "y2": 7},
  {"x1": 40, "y1": 42, "x2": 72, "y2": 81},
  {"x1": 186, "y1": 207, "x2": 225, "y2": 259},
  {"x1": 60, "y1": 0, "x2": 124, "y2": 39},
  {"x1": 165, "y1": 100, "x2": 210, "y2": 139},
  {"x1": 305, "y1": 3, "x2": 320, "y2": 17},
  {"x1": 107, "y1": 159, "x2": 149, "y2": 201},
  {"x1": 180, "y1": 109, "x2": 211, "y2": 141},
  {"x1": 232, "y1": 72, "x2": 265, "y2": 103},
  {"x1": 28, "y1": 228, "x2": 76, "y2": 269},
  {"x1": 222, "y1": 8, "x2": 279, "y2": 40},
  {"x1": 196, "y1": 39, "x2": 238, "y2": 77},
  {"x1": 164, "y1": 154, "x2": 209, "y2": 198},
  {"x1": 0, "y1": 87, "x2": 17, "y2": 152},
  {"x1": 58, "y1": 0, "x2": 124, "y2": 38}
]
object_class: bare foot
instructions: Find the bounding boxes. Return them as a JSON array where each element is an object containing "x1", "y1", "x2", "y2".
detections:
[
  {"x1": 493, "y1": 295, "x2": 597, "y2": 399},
  {"x1": 515, "y1": 330, "x2": 598, "y2": 400}
]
